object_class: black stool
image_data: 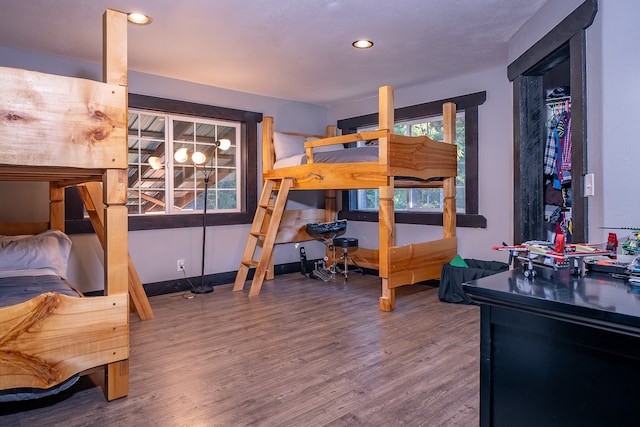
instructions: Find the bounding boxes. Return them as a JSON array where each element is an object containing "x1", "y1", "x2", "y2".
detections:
[
  {"x1": 332, "y1": 237, "x2": 363, "y2": 280},
  {"x1": 306, "y1": 220, "x2": 347, "y2": 281}
]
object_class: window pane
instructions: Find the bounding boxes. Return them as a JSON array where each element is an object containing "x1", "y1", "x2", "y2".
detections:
[
  {"x1": 141, "y1": 190, "x2": 166, "y2": 214},
  {"x1": 127, "y1": 190, "x2": 140, "y2": 215},
  {"x1": 354, "y1": 189, "x2": 379, "y2": 211},
  {"x1": 195, "y1": 186, "x2": 215, "y2": 211},
  {"x1": 195, "y1": 122, "x2": 217, "y2": 143},
  {"x1": 394, "y1": 189, "x2": 408, "y2": 210},
  {"x1": 218, "y1": 125, "x2": 236, "y2": 142},
  {"x1": 128, "y1": 112, "x2": 166, "y2": 215},
  {"x1": 173, "y1": 189, "x2": 194, "y2": 212},
  {"x1": 218, "y1": 149, "x2": 236, "y2": 167},
  {"x1": 217, "y1": 189, "x2": 237, "y2": 209},
  {"x1": 394, "y1": 123, "x2": 407, "y2": 134},
  {"x1": 173, "y1": 120, "x2": 195, "y2": 142},
  {"x1": 218, "y1": 169, "x2": 236, "y2": 189},
  {"x1": 408, "y1": 188, "x2": 443, "y2": 210}
]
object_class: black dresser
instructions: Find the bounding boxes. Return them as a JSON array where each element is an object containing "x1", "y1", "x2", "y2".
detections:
[{"x1": 463, "y1": 268, "x2": 640, "y2": 427}]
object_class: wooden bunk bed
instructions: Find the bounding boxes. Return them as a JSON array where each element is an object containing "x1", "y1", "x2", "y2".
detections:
[
  {"x1": 0, "y1": 9, "x2": 131, "y2": 401},
  {"x1": 233, "y1": 86, "x2": 458, "y2": 311}
]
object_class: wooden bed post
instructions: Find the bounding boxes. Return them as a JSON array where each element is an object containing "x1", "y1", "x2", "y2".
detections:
[
  {"x1": 324, "y1": 124, "x2": 338, "y2": 261},
  {"x1": 324, "y1": 125, "x2": 337, "y2": 224},
  {"x1": 261, "y1": 117, "x2": 278, "y2": 281},
  {"x1": 379, "y1": 181, "x2": 395, "y2": 311},
  {"x1": 263, "y1": 117, "x2": 275, "y2": 173},
  {"x1": 103, "y1": 8, "x2": 128, "y2": 88},
  {"x1": 378, "y1": 86, "x2": 396, "y2": 311},
  {"x1": 103, "y1": 8, "x2": 129, "y2": 401},
  {"x1": 49, "y1": 183, "x2": 65, "y2": 232},
  {"x1": 103, "y1": 169, "x2": 130, "y2": 400},
  {"x1": 442, "y1": 102, "x2": 457, "y2": 239}
]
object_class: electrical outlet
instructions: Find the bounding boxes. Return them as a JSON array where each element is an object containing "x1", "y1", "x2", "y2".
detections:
[{"x1": 177, "y1": 259, "x2": 185, "y2": 271}]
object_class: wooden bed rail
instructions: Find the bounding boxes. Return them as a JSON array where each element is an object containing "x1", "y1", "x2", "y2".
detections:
[
  {"x1": 0, "y1": 222, "x2": 51, "y2": 236},
  {"x1": 0, "y1": 292, "x2": 128, "y2": 390}
]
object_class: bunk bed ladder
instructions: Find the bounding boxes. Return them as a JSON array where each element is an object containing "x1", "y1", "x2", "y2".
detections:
[
  {"x1": 77, "y1": 182, "x2": 154, "y2": 320},
  {"x1": 233, "y1": 178, "x2": 293, "y2": 296}
]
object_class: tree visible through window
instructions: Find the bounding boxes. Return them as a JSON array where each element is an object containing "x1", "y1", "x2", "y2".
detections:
[{"x1": 353, "y1": 114, "x2": 466, "y2": 213}]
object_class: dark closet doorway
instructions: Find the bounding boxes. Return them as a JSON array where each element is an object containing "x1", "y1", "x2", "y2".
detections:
[{"x1": 508, "y1": 0, "x2": 597, "y2": 244}]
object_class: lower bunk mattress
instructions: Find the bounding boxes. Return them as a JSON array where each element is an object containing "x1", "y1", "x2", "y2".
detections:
[{"x1": 0, "y1": 269, "x2": 81, "y2": 402}]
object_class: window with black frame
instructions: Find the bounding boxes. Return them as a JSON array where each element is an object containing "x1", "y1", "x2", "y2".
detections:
[
  {"x1": 127, "y1": 111, "x2": 241, "y2": 215},
  {"x1": 64, "y1": 94, "x2": 262, "y2": 233},
  {"x1": 338, "y1": 91, "x2": 487, "y2": 228}
]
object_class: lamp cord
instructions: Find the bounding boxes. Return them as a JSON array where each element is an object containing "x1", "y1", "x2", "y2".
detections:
[{"x1": 180, "y1": 265, "x2": 197, "y2": 299}]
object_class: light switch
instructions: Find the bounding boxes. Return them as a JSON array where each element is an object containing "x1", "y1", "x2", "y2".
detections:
[{"x1": 584, "y1": 173, "x2": 595, "y2": 197}]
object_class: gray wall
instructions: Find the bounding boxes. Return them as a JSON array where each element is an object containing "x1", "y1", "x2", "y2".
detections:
[
  {"x1": 1, "y1": 0, "x2": 636, "y2": 291},
  {"x1": 595, "y1": 0, "x2": 640, "y2": 237}
]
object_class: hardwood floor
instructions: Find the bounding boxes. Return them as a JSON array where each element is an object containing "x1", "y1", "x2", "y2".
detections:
[{"x1": 1, "y1": 273, "x2": 480, "y2": 426}]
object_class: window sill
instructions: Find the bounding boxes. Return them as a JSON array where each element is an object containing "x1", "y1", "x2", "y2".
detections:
[
  {"x1": 339, "y1": 211, "x2": 487, "y2": 228},
  {"x1": 65, "y1": 211, "x2": 255, "y2": 234}
]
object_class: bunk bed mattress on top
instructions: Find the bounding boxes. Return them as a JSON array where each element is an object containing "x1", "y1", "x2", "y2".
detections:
[{"x1": 273, "y1": 146, "x2": 379, "y2": 169}]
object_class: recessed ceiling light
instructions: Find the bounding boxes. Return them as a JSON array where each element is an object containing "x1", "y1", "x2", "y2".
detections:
[
  {"x1": 127, "y1": 12, "x2": 152, "y2": 25},
  {"x1": 352, "y1": 39, "x2": 374, "y2": 49}
]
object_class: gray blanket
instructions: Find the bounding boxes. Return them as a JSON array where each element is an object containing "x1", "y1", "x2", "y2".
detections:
[
  {"x1": 0, "y1": 273, "x2": 78, "y2": 307},
  {"x1": 303, "y1": 146, "x2": 379, "y2": 164}
]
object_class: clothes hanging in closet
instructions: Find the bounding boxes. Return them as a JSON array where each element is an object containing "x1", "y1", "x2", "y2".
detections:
[
  {"x1": 544, "y1": 97, "x2": 572, "y2": 190},
  {"x1": 544, "y1": 88, "x2": 572, "y2": 242}
]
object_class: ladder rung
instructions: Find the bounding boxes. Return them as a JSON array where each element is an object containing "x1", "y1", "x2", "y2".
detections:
[
  {"x1": 250, "y1": 231, "x2": 267, "y2": 238},
  {"x1": 259, "y1": 203, "x2": 275, "y2": 209},
  {"x1": 242, "y1": 260, "x2": 259, "y2": 267}
]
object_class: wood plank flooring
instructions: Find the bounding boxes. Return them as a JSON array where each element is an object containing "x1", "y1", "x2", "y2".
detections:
[{"x1": 1, "y1": 272, "x2": 480, "y2": 426}]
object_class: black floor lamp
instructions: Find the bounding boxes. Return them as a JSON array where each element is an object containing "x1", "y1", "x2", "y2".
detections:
[
  {"x1": 174, "y1": 138, "x2": 231, "y2": 294},
  {"x1": 192, "y1": 164, "x2": 214, "y2": 294}
]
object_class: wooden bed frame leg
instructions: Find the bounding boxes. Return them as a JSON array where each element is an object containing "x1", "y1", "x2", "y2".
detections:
[
  {"x1": 105, "y1": 359, "x2": 129, "y2": 401},
  {"x1": 266, "y1": 252, "x2": 275, "y2": 281},
  {"x1": 379, "y1": 279, "x2": 395, "y2": 312},
  {"x1": 103, "y1": 169, "x2": 130, "y2": 400}
]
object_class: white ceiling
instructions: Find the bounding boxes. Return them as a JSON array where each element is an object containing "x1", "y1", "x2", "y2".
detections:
[{"x1": 0, "y1": 0, "x2": 548, "y2": 106}]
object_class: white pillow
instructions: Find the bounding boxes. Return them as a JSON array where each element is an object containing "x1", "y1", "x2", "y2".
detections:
[
  {"x1": 0, "y1": 230, "x2": 72, "y2": 279},
  {"x1": 273, "y1": 132, "x2": 305, "y2": 160},
  {"x1": 306, "y1": 137, "x2": 345, "y2": 153}
]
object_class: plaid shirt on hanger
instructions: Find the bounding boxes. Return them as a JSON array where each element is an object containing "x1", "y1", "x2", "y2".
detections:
[
  {"x1": 561, "y1": 112, "x2": 572, "y2": 170},
  {"x1": 544, "y1": 115, "x2": 558, "y2": 176}
]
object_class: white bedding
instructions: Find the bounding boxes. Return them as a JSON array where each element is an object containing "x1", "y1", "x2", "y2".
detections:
[
  {"x1": 0, "y1": 230, "x2": 72, "y2": 279},
  {"x1": 273, "y1": 153, "x2": 306, "y2": 169}
]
